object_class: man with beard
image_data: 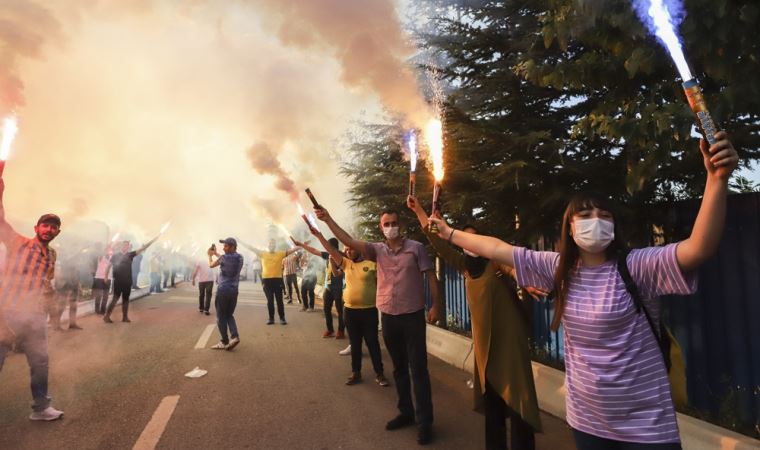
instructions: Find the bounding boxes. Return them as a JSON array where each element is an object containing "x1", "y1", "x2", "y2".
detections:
[
  {"x1": 103, "y1": 238, "x2": 158, "y2": 324},
  {"x1": 0, "y1": 178, "x2": 65, "y2": 421},
  {"x1": 208, "y1": 238, "x2": 244, "y2": 350}
]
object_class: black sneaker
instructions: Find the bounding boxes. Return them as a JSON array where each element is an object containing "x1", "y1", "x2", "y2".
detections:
[
  {"x1": 266, "y1": 319, "x2": 274, "y2": 325},
  {"x1": 417, "y1": 424, "x2": 432, "y2": 445},
  {"x1": 204, "y1": 311, "x2": 210, "y2": 316},
  {"x1": 103, "y1": 316, "x2": 113, "y2": 324},
  {"x1": 122, "y1": 318, "x2": 131, "y2": 323},
  {"x1": 280, "y1": 318, "x2": 287, "y2": 325},
  {"x1": 345, "y1": 372, "x2": 362, "y2": 386},
  {"x1": 385, "y1": 414, "x2": 414, "y2": 431}
]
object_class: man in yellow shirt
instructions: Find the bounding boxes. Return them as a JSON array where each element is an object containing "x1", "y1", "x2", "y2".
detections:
[
  {"x1": 294, "y1": 230, "x2": 389, "y2": 387},
  {"x1": 243, "y1": 239, "x2": 299, "y2": 325}
]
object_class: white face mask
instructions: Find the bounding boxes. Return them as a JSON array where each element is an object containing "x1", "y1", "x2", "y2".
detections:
[
  {"x1": 572, "y1": 218, "x2": 615, "y2": 254},
  {"x1": 463, "y1": 249, "x2": 479, "y2": 258},
  {"x1": 383, "y1": 226, "x2": 400, "y2": 240}
]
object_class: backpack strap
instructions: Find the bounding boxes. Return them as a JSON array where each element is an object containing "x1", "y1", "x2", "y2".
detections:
[{"x1": 617, "y1": 249, "x2": 659, "y2": 339}]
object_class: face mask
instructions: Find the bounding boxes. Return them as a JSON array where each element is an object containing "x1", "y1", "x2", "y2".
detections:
[
  {"x1": 383, "y1": 226, "x2": 400, "y2": 240},
  {"x1": 463, "y1": 249, "x2": 479, "y2": 258},
  {"x1": 572, "y1": 218, "x2": 614, "y2": 254}
]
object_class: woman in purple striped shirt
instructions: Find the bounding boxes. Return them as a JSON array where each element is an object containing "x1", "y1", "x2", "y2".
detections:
[{"x1": 428, "y1": 132, "x2": 738, "y2": 449}]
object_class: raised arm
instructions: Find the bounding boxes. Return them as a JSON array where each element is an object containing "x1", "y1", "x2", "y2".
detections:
[
  {"x1": 407, "y1": 196, "x2": 465, "y2": 272},
  {"x1": 428, "y1": 214, "x2": 515, "y2": 268},
  {"x1": 0, "y1": 178, "x2": 21, "y2": 244},
  {"x1": 208, "y1": 248, "x2": 222, "y2": 268},
  {"x1": 239, "y1": 241, "x2": 264, "y2": 256},
  {"x1": 135, "y1": 235, "x2": 159, "y2": 255},
  {"x1": 676, "y1": 131, "x2": 739, "y2": 272},
  {"x1": 314, "y1": 205, "x2": 368, "y2": 256}
]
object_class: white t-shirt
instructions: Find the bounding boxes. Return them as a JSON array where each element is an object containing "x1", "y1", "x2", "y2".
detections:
[
  {"x1": 195, "y1": 262, "x2": 216, "y2": 283},
  {"x1": 95, "y1": 256, "x2": 111, "y2": 280}
]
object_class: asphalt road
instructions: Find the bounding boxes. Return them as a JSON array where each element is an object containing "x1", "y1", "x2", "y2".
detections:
[{"x1": 0, "y1": 282, "x2": 573, "y2": 449}]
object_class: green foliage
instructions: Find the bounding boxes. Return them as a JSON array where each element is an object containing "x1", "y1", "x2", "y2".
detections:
[{"x1": 343, "y1": 0, "x2": 760, "y2": 247}]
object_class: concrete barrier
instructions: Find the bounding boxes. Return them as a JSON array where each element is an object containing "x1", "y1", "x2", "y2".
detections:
[{"x1": 425, "y1": 323, "x2": 760, "y2": 450}]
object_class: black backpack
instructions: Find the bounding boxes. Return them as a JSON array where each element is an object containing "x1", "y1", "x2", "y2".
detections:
[{"x1": 617, "y1": 249, "x2": 672, "y2": 371}]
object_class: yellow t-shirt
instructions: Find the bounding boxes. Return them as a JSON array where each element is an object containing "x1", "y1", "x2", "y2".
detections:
[
  {"x1": 340, "y1": 258, "x2": 377, "y2": 309},
  {"x1": 260, "y1": 251, "x2": 286, "y2": 279}
]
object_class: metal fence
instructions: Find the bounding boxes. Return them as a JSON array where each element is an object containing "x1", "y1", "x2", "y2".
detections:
[{"x1": 424, "y1": 192, "x2": 760, "y2": 439}]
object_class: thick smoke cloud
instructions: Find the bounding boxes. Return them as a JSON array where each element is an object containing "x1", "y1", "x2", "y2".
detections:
[
  {"x1": 251, "y1": 0, "x2": 433, "y2": 129},
  {"x1": 1, "y1": 1, "x2": 387, "y2": 247},
  {"x1": 0, "y1": 0, "x2": 63, "y2": 116}
]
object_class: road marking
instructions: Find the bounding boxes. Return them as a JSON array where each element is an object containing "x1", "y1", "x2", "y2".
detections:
[
  {"x1": 132, "y1": 395, "x2": 180, "y2": 450},
  {"x1": 194, "y1": 324, "x2": 216, "y2": 349}
]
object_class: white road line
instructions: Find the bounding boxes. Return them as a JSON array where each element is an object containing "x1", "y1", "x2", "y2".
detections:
[
  {"x1": 132, "y1": 395, "x2": 180, "y2": 450},
  {"x1": 194, "y1": 324, "x2": 216, "y2": 349}
]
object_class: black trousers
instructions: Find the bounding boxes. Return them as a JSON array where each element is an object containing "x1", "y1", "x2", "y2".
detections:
[
  {"x1": 323, "y1": 288, "x2": 344, "y2": 333},
  {"x1": 285, "y1": 274, "x2": 301, "y2": 302},
  {"x1": 572, "y1": 429, "x2": 682, "y2": 450},
  {"x1": 484, "y1": 382, "x2": 535, "y2": 450},
  {"x1": 92, "y1": 278, "x2": 110, "y2": 314},
  {"x1": 345, "y1": 307, "x2": 383, "y2": 375},
  {"x1": 198, "y1": 281, "x2": 213, "y2": 312},
  {"x1": 263, "y1": 278, "x2": 285, "y2": 320},
  {"x1": 301, "y1": 279, "x2": 316, "y2": 309},
  {"x1": 163, "y1": 271, "x2": 170, "y2": 288},
  {"x1": 107, "y1": 280, "x2": 132, "y2": 319},
  {"x1": 382, "y1": 309, "x2": 433, "y2": 425}
]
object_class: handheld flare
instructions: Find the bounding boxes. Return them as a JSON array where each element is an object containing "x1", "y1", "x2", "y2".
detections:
[
  {"x1": 682, "y1": 79, "x2": 718, "y2": 146},
  {"x1": 0, "y1": 115, "x2": 19, "y2": 177},
  {"x1": 305, "y1": 188, "x2": 320, "y2": 208},
  {"x1": 407, "y1": 130, "x2": 418, "y2": 197}
]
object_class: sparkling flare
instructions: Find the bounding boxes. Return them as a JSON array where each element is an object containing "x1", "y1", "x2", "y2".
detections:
[
  {"x1": 307, "y1": 213, "x2": 321, "y2": 232},
  {"x1": 1, "y1": 115, "x2": 19, "y2": 161},
  {"x1": 425, "y1": 118, "x2": 444, "y2": 181},
  {"x1": 160, "y1": 221, "x2": 171, "y2": 234},
  {"x1": 277, "y1": 223, "x2": 291, "y2": 238},
  {"x1": 111, "y1": 232, "x2": 121, "y2": 243},
  {"x1": 407, "y1": 130, "x2": 418, "y2": 172},
  {"x1": 634, "y1": 0, "x2": 692, "y2": 81}
]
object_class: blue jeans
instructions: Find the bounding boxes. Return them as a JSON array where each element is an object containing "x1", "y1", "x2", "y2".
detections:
[
  {"x1": 0, "y1": 311, "x2": 51, "y2": 412},
  {"x1": 150, "y1": 273, "x2": 162, "y2": 293},
  {"x1": 215, "y1": 289, "x2": 239, "y2": 345}
]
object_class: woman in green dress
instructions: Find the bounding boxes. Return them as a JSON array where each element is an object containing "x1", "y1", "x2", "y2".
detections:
[{"x1": 407, "y1": 196, "x2": 541, "y2": 450}]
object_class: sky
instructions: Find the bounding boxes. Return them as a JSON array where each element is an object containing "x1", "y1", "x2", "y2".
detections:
[{"x1": 0, "y1": 0, "x2": 432, "y2": 252}]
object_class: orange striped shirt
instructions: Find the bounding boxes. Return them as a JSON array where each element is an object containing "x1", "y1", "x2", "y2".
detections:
[{"x1": 0, "y1": 235, "x2": 57, "y2": 313}]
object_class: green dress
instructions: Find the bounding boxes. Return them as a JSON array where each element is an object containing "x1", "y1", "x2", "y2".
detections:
[{"x1": 426, "y1": 231, "x2": 542, "y2": 432}]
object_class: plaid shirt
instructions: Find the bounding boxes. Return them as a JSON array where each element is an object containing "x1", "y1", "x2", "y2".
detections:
[
  {"x1": 0, "y1": 234, "x2": 57, "y2": 313},
  {"x1": 283, "y1": 252, "x2": 300, "y2": 276}
]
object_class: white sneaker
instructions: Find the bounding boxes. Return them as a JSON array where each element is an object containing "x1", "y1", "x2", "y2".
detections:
[
  {"x1": 29, "y1": 406, "x2": 64, "y2": 421},
  {"x1": 210, "y1": 342, "x2": 227, "y2": 350},
  {"x1": 338, "y1": 345, "x2": 352, "y2": 356},
  {"x1": 226, "y1": 337, "x2": 240, "y2": 351}
]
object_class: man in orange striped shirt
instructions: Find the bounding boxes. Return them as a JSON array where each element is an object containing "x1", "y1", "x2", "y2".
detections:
[{"x1": 0, "y1": 178, "x2": 65, "y2": 421}]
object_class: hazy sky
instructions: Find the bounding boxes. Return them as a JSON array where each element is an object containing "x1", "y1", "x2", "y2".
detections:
[{"x1": 0, "y1": 0, "x2": 431, "y2": 250}]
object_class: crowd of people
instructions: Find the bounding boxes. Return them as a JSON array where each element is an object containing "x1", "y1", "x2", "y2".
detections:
[{"x1": 0, "y1": 130, "x2": 741, "y2": 449}]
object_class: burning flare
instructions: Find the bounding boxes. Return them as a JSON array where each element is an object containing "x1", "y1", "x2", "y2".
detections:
[
  {"x1": 111, "y1": 232, "x2": 121, "y2": 243},
  {"x1": 160, "y1": 221, "x2": 171, "y2": 234},
  {"x1": 634, "y1": 0, "x2": 692, "y2": 81},
  {"x1": 425, "y1": 119, "x2": 444, "y2": 182},
  {"x1": 276, "y1": 223, "x2": 291, "y2": 238},
  {"x1": 408, "y1": 130, "x2": 418, "y2": 172},
  {"x1": 1, "y1": 115, "x2": 18, "y2": 161}
]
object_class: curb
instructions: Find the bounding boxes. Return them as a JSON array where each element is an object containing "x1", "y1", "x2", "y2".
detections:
[{"x1": 424, "y1": 323, "x2": 760, "y2": 450}]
